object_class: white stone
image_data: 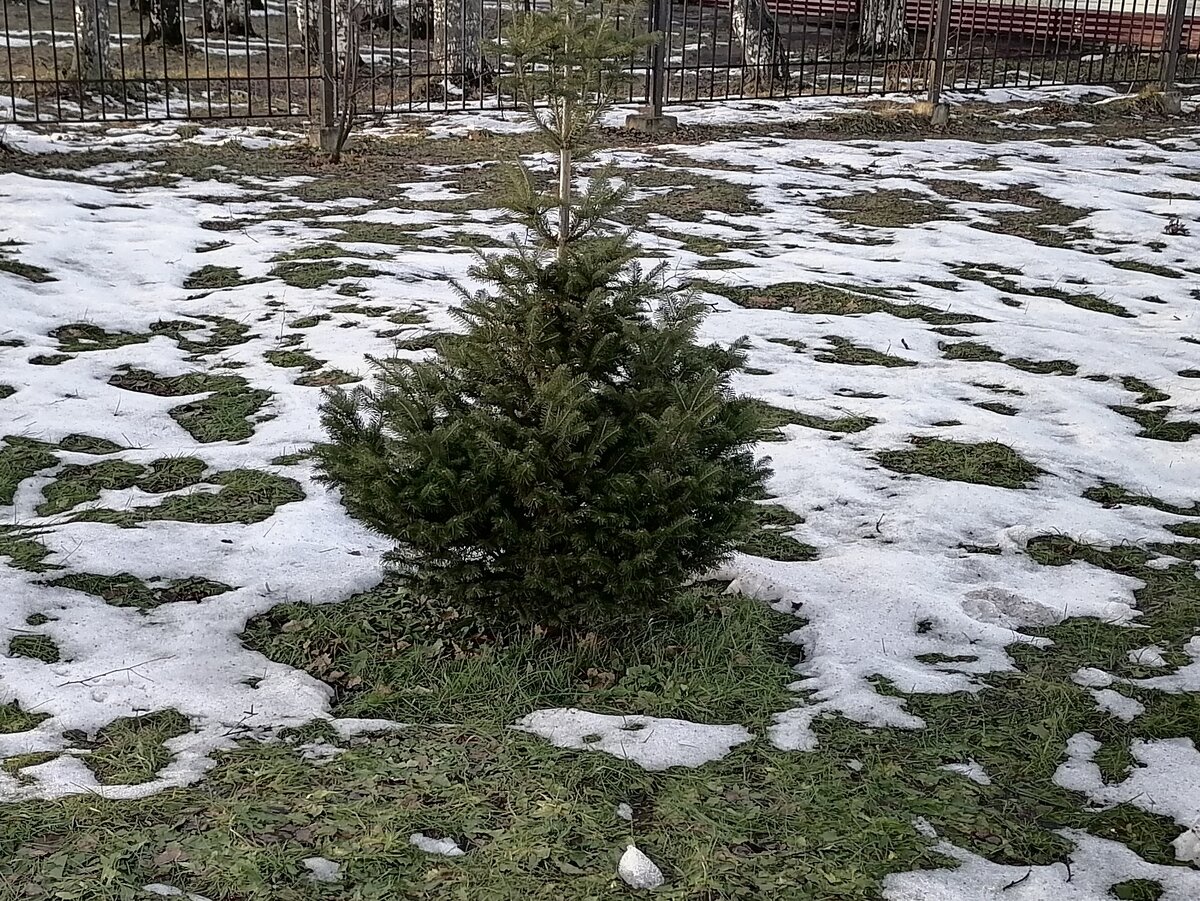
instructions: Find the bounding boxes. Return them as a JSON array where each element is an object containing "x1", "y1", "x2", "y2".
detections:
[
  {"x1": 1173, "y1": 824, "x2": 1200, "y2": 864},
  {"x1": 302, "y1": 857, "x2": 342, "y2": 883},
  {"x1": 410, "y1": 833, "x2": 465, "y2": 857},
  {"x1": 618, "y1": 844, "x2": 664, "y2": 890}
]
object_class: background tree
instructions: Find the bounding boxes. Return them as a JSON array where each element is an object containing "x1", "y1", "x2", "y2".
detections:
[
  {"x1": 314, "y1": 0, "x2": 768, "y2": 628},
  {"x1": 731, "y1": 0, "x2": 788, "y2": 88},
  {"x1": 432, "y1": 0, "x2": 490, "y2": 92},
  {"x1": 72, "y1": 0, "x2": 110, "y2": 85},
  {"x1": 859, "y1": 0, "x2": 908, "y2": 51}
]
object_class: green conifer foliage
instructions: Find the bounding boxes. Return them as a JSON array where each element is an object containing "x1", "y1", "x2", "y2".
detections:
[{"x1": 314, "y1": 0, "x2": 768, "y2": 627}]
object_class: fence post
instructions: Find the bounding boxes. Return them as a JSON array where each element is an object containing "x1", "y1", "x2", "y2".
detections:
[
  {"x1": 1159, "y1": 0, "x2": 1186, "y2": 113},
  {"x1": 925, "y1": 0, "x2": 952, "y2": 124},
  {"x1": 625, "y1": 0, "x2": 676, "y2": 132},
  {"x1": 311, "y1": 0, "x2": 339, "y2": 150}
]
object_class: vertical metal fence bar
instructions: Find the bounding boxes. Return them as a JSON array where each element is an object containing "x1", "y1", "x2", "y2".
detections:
[
  {"x1": 180, "y1": 0, "x2": 192, "y2": 118},
  {"x1": 3, "y1": 0, "x2": 15, "y2": 121},
  {"x1": 647, "y1": 0, "x2": 667, "y2": 116},
  {"x1": 928, "y1": 0, "x2": 950, "y2": 104},
  {"x1": 1161, "y1": 0, "x2": 1186, "y2": 90},
  {"x1": 47, "y1": 0, "x2": 65, "y2": 118},
  {"x1": 318, "y1": 0, "x2": 336, "y2": 129}
]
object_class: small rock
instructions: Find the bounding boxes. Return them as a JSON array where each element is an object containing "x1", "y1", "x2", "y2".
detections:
[
  {"x1": 1173, "y1": 823, "x2": 1200, "y2": 864},
  {"x1": 410, "y1": 832, "x2": 465, "y2": 857},
  {"x1": 617, "y1": 844, "x2": 664, "y2": 890},
  {"x1": 615, "y1": 802, "x2": 633, "y2": 822},
  {"x1": 302, "y1": 857, "x2": 342, "y2": 883}
]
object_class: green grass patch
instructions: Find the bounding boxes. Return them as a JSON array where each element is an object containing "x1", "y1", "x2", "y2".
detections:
[
  {"x1": 0, "y1": 700, "x2": 49, "y2": 734},
  {"x1": 0, "y1": 241, "x2": 56, "y2": 283},
  {"x1": 294, "y1": 369, "x2": 360, "y2": 388},
  {"x1": 952, "y1": 265, "x2": 1131, "y2": 318},
  {"x1": 818, "y1": 336, "x2": 915, "y2": 368},
  {"x1": 1107, "y1": 260, "x2": 1185, "y2": 279},
  {"x1": 0, "y1": 384, "x2": 13, "y2": 399},
  {"x1": 47, "y1": 572, "x2": 233, "y2": 611},
  {"x1": 624, "y1": 167, "x2": 761, "y2": 224},
  {"x1": 73, "y1": 468, "x2": 304, "y2": 527},
  {"x1": 974, "y1": 401, "x2": 1017, "y2": 416},
  {"x1": 136, "y1": 456, "x2": 208, "y2": 493},
  {"x1": 36, "y1": 460, "x2": 144, "y2": 516},
  {"x1": 323, "y1": 220, "x2": 435, "y2": 246},
  {"x1": 1084, "y1": 482, "x2": 1200, "y2": 516},
  {"x1": 1110, "y1": 405, "x2": 1200, "y2": 442},
  {"x1": 737, "y1": 503, "x2": 818, "y2": 561},
  {"x1": 0, "y1": 436, "x2": 59, "y2": 505},
  {"x1": 270, "y1": 260, "x2": 381, "y2": 289},
  {"x1": 8, "y1": 634, "x2": 60, "y2": 663},
  {"x1": 877, "y1": 438, "x2": 1041, "y2": 488},
  {"x1": 817, "y1": 189, "x2": 952, "y2": 228},
  {"x1": 28, "y1": 353, "x2": 73, "y2": 366},
  {"x1": 753, "y1": 400, "x2": 876, "y2": 438},
  {"x1": 56, "y1": 434, "x2": 123, "y2": 455},
  {"x1": 149, "y1": 316, "x2": 254, "y2": 357},
  {"x1": 79, "y1": 710, "x2": 191, "y2": 785},
  {"x1": 271, "y1": 243, "x2": 388, "y2": 263},
  {"x1": 109, "y1": 368, "x2": 270, "y2": 443},
  {"x1": 1120, "y1": 377, "x2": 1169, "y2": 405},
  {"x1": 0, "y1": 526, "x2": 58, "y2": 572},
  {"x1": 288, "y1": 313, "x2": 333, "y2": 329},
  {"x1": 183, "y1": 265, "x2": 254, "y2": 290},
  {"x1": 50, "y1": 324, "x2": 149, "y2": 353},
  {"x1": 698, "y1": 280, "x2": 986, "y2": 326},
  {"x1": 244, "y1": 583, "x2": 797, "y2": 728},
  {"x1": 265, "y1": 349, "x2": 324, "y2": 371},
  {"x1": 939, "y1": 341, "x2": 1078, "y2": 375}
]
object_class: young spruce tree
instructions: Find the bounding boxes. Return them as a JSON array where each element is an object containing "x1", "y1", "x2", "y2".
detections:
[{"x1": 315, "y1": 0, "x2": 768, "y2": 627}]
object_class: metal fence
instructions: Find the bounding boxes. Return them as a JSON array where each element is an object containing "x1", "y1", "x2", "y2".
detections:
[{"x1": 1, "y1": 0, "x2": 1196, "y2": 122}]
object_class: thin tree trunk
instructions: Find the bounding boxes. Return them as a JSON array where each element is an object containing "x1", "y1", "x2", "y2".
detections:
[
  {"x1": 859, "y1": 0, "x2": 908, "y2": 51},
  {"x1": 731, "y1": 0, "x2": 787, "y2": 87},
  {"x1": 73, "y1": 0, "x2": 110, "y2": 84},
  {"x1": 146, "y1": 0, "x2": 185, "y2": 46},
  {"x1": 433, "y1": 0, "x2": 490, "y2": 92}
]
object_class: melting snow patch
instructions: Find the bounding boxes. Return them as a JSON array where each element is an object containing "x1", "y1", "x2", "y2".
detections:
[
  {"x1": 513, "y1": 709, "x2": 752, "y2": 770},
  {"x1": 302, "y1": 857, "x2": 342, "y2": 883},
  {"x1": 1128, "y1": 645, "x2": 1167, "y2": 668},
  {"x1": 940, "y1": 760, "x2": 992, "y2": 785},
  {"x1": 616, "y1": 802, "x2": 634, "y2": 822},
  {"x1": 885, "y1": 829, "x2": 1200, "y2": 900},
  {"x1": 618, "y1": 844, "x2": 665, "y2": 890},
  {"x1": 1070, "y1": 667, "x2": 1114, "y2": 689},
  {"x1": 1055, "y1": 732, "x2": 1200, "y2": 829},
  {"x1": 1089, "y1": 688, "x2": 1144, "y2": 722},
  {"x1": 330, "y1": 717, "x2": 405, "y2": 739},
  {"x1": 410, "y1": 833, "x2": 466, "y2": 857}
]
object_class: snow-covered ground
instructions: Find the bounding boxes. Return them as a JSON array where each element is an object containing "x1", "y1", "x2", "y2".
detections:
[{"x1": 1, "y1": 99, "x2": 1199, "y2": 894}]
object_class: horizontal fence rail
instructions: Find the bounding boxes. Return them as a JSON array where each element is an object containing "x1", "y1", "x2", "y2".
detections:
[{"x1": 1, "y1": 0, "x2": 1196, "y2": 121}]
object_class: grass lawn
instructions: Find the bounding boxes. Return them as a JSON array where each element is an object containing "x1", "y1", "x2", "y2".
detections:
[{"x1": 1, "y1": 96, "x2": 1199, "y2": 899}]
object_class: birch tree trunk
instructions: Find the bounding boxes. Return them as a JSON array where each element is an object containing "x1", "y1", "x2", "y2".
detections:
[
  {"x1": 204, "y1": 0, "x2": 257, "y2": 37},
  {"x1": 859, "y1": 0, "x2": 908, "y2": 51},
  {"x1": 73, "y1": 0, "x2": 110, "y2": 83},
  {"x1": 409, "y1": 0, "x2": 431, "y2": 39},
  {"x1": 433, "y1": 0, "x2": 491, "y2": 91},
  {"x1": 731, "y1": 0, "x2": 788, "y2": 87}
]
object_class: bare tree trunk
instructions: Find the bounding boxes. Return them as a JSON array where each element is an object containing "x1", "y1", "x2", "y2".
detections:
[
  {"x1": 731, "y1": 0, "x2": 787, "y2": 88},
  {"x1": 432, "y1": 0, "x2": 490, "y2": 92},
  {"x1": 204, "y1": 0, "x2": 258, "y2": 37},
  {"x1": 146, "y1": 0, "x2": 186, "y2": 46},
  {"x1": 859, "y1": 0, "x2": 908, "y2": 51},
  {"x1": 73, "y1": 0, "x2": 110, "y2": 83},
  {"x1": 409, "y1": 0, "x2": 431, "y2": 39}
]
